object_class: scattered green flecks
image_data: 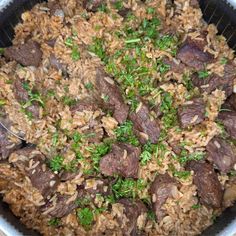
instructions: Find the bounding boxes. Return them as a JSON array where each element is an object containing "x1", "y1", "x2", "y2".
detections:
[
  {"x1": 157, "y1": 60, "x2": 171, "y2": 74},
  {"x1": 112, "y1": 178, "x2": 146, "y2": 199},
  {"x1": 125, "y1": 38, "x2": 141, "y2": 44},
  {"x1": 88, "y1": 141, "x2": 112, "y2": 172},
  {"x1": 85, "y1": 82, "x2": 94, "y2": 90},
  {"x1": 76, "y1": 197, "x2": 91, "y2": 207},
  {"x1": 178, "y1": 151, "x2": 205, "y2": 164},
  {"x1": 198, "y1": 70, "x2": 209, "y2": 79},
  {"x1": 101, "y1": 94, "x2": 110, "y2": 102},
  {"x1": 89, "y1": 37, "x2": 108, "y2": 63},
  {"x1": 48, "y1": 218, "x2": 61, "y2": 227},
  {"x1": 98, "y1": 3, "x2": 109, "y2": 13},
  {"x1": 49, "y1": 155, "x2": 64, "y2": 172},
  {"x1": 0, "y1": 99, "x2": 6, "y2": 107},
  {"x1": 77, "y1": 208, "x2": 94, "y2": 228},
  {"x1": 0, "y1": 48, "x2": 4, "y2": 55},
  {"x1": 65, "y1": 37, "x2": 80, "y2": 61},
  {"x1": 115, "y1": 120, "x2": 139, "y2": 146},
  {"x1": 147, "y1": 7, "x2": 155, "y2": 15},
  {"x1": 114, "y1": 0, "x2": 123, "y2": 10},
  {"x1": 220, "y1": 57, "x2": 228, "y2": 65},
  {"x1": 61, "y1": 96, "x2": 77, "y2": 106},
  {"x1": 191, "y1": 204, "x2": 201, "y2": 209},
  {"x1": 160, "y1": 92, "x2": 177, "y2": 129},
  {"x1": 22, "y1": 82, "x2": 44, "y2": 108},
  {"x1": 140, "y1": 141, "x2": 156, "y2": 166},
  {"x1": 155, "y1": 35, "x2": 177, "y2": 52},
  {"x1": 173, "y1": 170, "x2": 191, "y2": 180}
]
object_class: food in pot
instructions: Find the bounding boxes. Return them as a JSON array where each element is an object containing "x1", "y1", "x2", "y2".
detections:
[{"x1": 0, "y1": 0, "x2": 236, "y2": 235}]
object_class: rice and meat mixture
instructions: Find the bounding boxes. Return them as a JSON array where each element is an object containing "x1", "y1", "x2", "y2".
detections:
[{"x1": 0, "y1": 0, "x2": 236, "y2": 235}]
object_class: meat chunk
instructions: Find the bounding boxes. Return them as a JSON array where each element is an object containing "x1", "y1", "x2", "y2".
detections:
[
  {"x1": 115, "y1": 199, "x2": 147, "y2": 235},
  {"x1": 26, "y1": 155, "x2": 59, "y2": 198},
  {"x1": 186, "y1": 161, "x2": 223, "y2": 208},
  {"x1": 129, "y1": 101, "x2": 160, "y2": 144},
  {"x1": 150, "y1": 173, "x2": 179, "y2": 221},
  {"x1": 218, "y1": 111, "x2": 236, "y2": 139},
  {"x1": 163, "y1": 58, "x2": 186, "y2": 74},
  {"x1": 224, "y1": 93, "x2": 236, "y2": 111},
  {"x1": 4, "y1": 41, "x2": 42, "y2": 67},
  {"x1": 41, "y1": 194, "x2": 77, "y2": 218},
  {"x1": 59, "y1": 169, "x2": 81, "y2": 181},
  {"x1": 178, "y1": 98, "x2": 205, "y2": 128},
  {"x1": 206, "y1": 137, "x2": 236, "y2": 173},
  {"x1": 177, "y1": 39, "x2": 212, "y2": 70},
  {"x1": 49, "y1": 54, "x2": 67, "y2": 75},
  {"x1": 81, "y1": 178, "x2": 112, "y2": 197},
  {"x1": 70, "y1": 99, "x2": 100, "y2": 114},
  {"x1": 190, "y1": 0, "x2": 199, "y2": 8},
  {"x1": 13, "y1": 79, "x2": 39, "y2": 119},
  {"x1": 99, "y1": 143, "x2": 140, "y2": 178},
  {"x1": 192, "y1": 73, "x2": 233, "y2": 98},
  {"x1": 83, "y1": 0, "x2": 105, "y2": 12},
  {"x1": 47, "y1": 1, "x2": 64, "y2": 18},
  {"x1": 95, "y1": 69, "x2": 129, "y2": 124}
]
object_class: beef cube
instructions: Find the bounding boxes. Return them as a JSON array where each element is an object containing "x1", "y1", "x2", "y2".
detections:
[
  {"x1": 190, "y1": 0, "x2": 200, "y2": 8},
  {"x1": 192, "y1": 73, "x2": 233, "y2": 98},
  {"x1": 83, "y1": 0, "x2": 105, "y2": 12},
  {"x1": 163, "y1": 58, "x2": 186, "y2": 74},
  {"x1": 178, "y1": 98, "x2": 205, "y2": 128},
  {"x1": 49, "y1": 54, "x2": 67, "y2": 75},
  {"x1": 47, "y1": 1, "x2": 64, "y2": 18},
  {"x1": 46, "y1": 38, "x2": 57, "y2": 48},
  {"x1": 117, "y1": 8, "x2": 130, "y2": 18},
  {"x1": 177, "y1": 39, "x2": 212, "y2": 71},
  {"x1": 116, "y1": 198, "x2": 147, "y2": 235},
  {"x1": 129, "y1": 101, "x2": 160, "y2": 144},
  {"x1": 224, "y1": 93, "x2": 236, "y2": 111},
  {"x1": 70, "y1": 99, "x2": 100, "y2": 114},
  {"x1": 59, "y1": 169, "x2": 81, "y2": 181},
  {"x1": 95, "y1": 69, "x2": 129, "y2": 124},
  {"x1": 186, "y1": 161, "x2": 223, "y2": 208},
  {"x1": 99, "y1": 143, "x2": 140, "y2": 178},
  {"x1": 14, "y1": 149, "x2": 60, "y2": 198},
  {"x1": 150, "y1": 173, "x2": 179, "y2": 221},
  {"x1": 4, "y1": 41, "x2": 42, "y2": 67},
  {"x1": 206, "y1": 137, "x2": 236, "y2": 173},
  {"x1": 13, "y1": 79, "x2": 39, "y2": 119},
  {"x1": 218, "y1": 111, "x2": 236, "y2": 139},
  {"x1": 82, "y1": 178, "x2": 112, "y2": 197},
  {"x1": 41, "y1": 194, "x2": 77, "y2": 218}
]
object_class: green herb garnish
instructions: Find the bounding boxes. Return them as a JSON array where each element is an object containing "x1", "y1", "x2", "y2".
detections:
[
  {"x1": 49, "y1": 155, "x2": 64, "y2": 172},
  {"x1": 115, "y1": 120, "x2": 139, "y2": 146},
  {"x1": 173, "y1": 170, "x2": 191, "y2": 180},
  {"x1": 77, "y1": 208, "x2": 94, "y2": 228},
  {"x1": 198, "y1": 70, "x2": 209, "y2": 79},
  {"x1": 52, "y1": 132, "x2": 59, "y2": 146},
  {"x1": 48, "y1": 218, "x2": 60, "y2": 226},
  {"x1": 191, "y1": 204, "x2": 201, "y2": 209}
]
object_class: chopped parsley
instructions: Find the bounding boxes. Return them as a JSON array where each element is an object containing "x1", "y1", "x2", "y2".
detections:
[
  {"x1": 71, "y1": 45, "x2": 80, "y2": 61},
  {"x1": 157, "y1": 60, "x2": 171, "y2": 74},
  {"x1": 61, "y1": 96, "x2": 77, "y2": 106},
  {"x1": 22, "y1": 82, "x2": 44, "y2": 108},
  {"x1": 65, "y1": 37, "x2": 80, "y2": 61},
  {"x1": 140, "y1": 141, "x2": 156, "y2": 165},
  {"x1": 173, "y1": 170, "x2": 191, "y2": 180},
  {"x1": 85, "y1": 82, "x2": 94, "y2": 90},
  {"x1": 114, "y1": 0, "x2": 123, "y2": 10},
  {"x1": 178, "y1": 151, "x2": 205, "y2": 164},
  {"x1": 49, "y1": 155, "x2": 64, "y2": 172},
  {"x1": 198, "y1": 70, "x2": 209, "y2": 79},
  {"x1": 76, "y1": 197, "x2": 91, "y2": 207},
  {"x1": 88, "y1": 141, "x2": 112, "y2": 172},
  {"x1": 160, "y1": 92, "x2": 177, "y2": 129},
  {"x1": 220, "y1": 57, "x2": 228, "y2": 65},
  {"x1": 191, "y1": 204, "x2": 201, "y2": 209},
  {"x1": 77, "y1": 208, "x2": 94, "y2": 228},
  {"x1": 112, "y1": 178, "x2": 146, "y2": 199},
  {"x1": 89, "y1": 37, "x2": 108, "y2": 63},
  {"x1": 0, "y1": 99, "x2": 6, "y2": 107},
  {"x1": 48, "y1": 218, "x2": 60, "y2": 227},
  {"x1": 73, "y1": 131, "x2": 83, "y2": 143},
  {"x1": 115, "y1": 120, "x2": 139, "y2": 146},
  {"x1": 155, "y1": 35, "x2": 177, "y2": 51}
]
